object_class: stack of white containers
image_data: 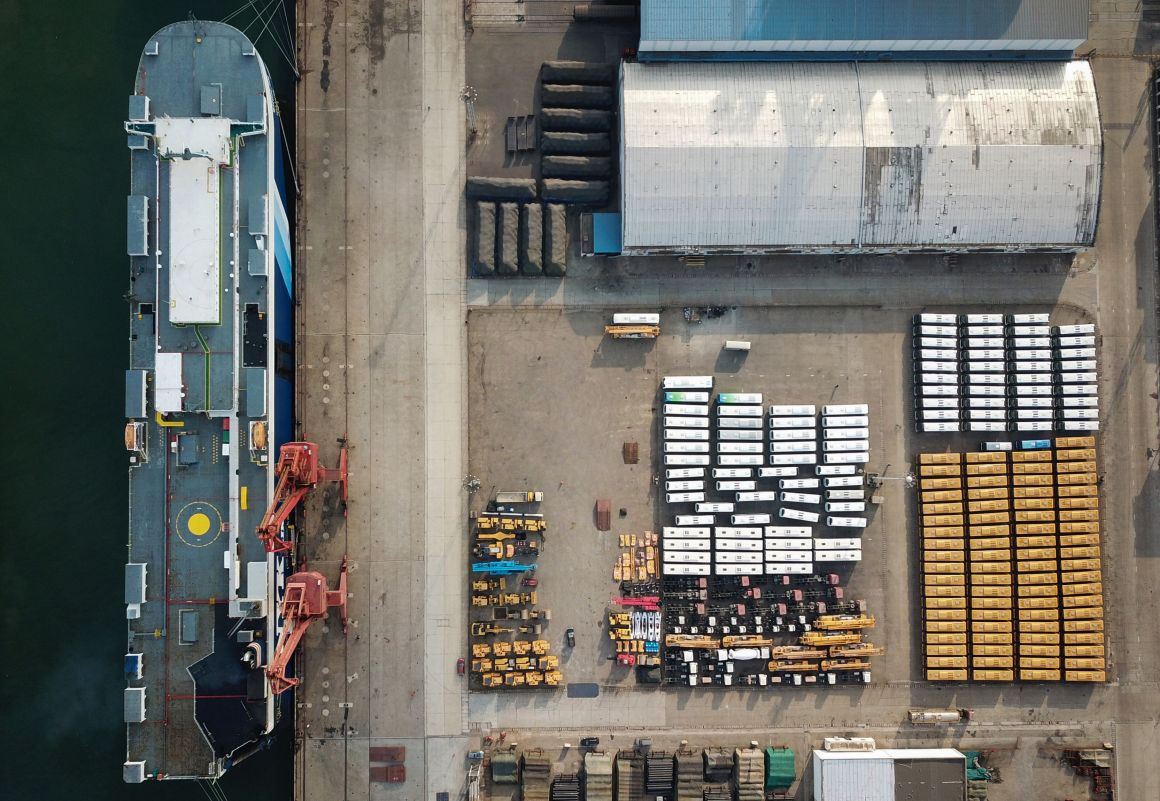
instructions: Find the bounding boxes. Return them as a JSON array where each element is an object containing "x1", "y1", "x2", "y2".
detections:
[
  {"x1": 1052, "y1": 323, "x2": 1099, "y2": 431},
  {"x1": 963, "y1": 313, "x2": 1009, "y2": 433},
  {"x1": 764, "y1": 525, "x2": 813, "y2": 575},
  {"x1": 713, "y1": 524, "x2": 763, "y2": 576},
  {"x1": 913, "y1": 313, "x2": 961, "y2": 433},
  {"x1": 1007, "y1": 313, "x2": 1055, "y2": 433},
  {"x1": 715, "y1": 392, "x2": 764, "y2": 575},
  {"x1": 818, "y1": 405, "x2": 869, "y2": 563},
  {"x1": 661, "y1": 525, "x2": 711, "y2": 576},
  {"x1": 661, "y1": 376, "x2": 714, "y2": 576}
]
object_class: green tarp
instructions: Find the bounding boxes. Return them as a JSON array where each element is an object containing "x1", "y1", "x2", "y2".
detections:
[{"x1": 764, "y1": 747, "x2": 795, "y2": 790}]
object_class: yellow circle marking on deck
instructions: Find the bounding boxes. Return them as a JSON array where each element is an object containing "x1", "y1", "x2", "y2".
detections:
[{"x1": 187, "y1": 513, "x2": 211, "y2": 536}]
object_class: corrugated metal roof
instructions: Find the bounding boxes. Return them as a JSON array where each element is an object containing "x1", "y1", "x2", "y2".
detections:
[
  {"x1": 813, "y1": 753, "x2": 893, "y2": 801},
  {"x1": 640, "y1": 0, "x2": 1088, "y2": 53},
  {"x1": 619, "y1": 60, "x2": 1100, "y2": 253}
]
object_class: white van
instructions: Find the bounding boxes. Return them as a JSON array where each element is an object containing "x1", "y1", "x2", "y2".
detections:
[
  {"x1": 823, "y1": 404, "x2": 869, "y2": 416},
  {"x1": 665, "y1": 480, "x2": 704, "y2": 492},
  {"x1": 665, "y1": 441, "x2": 709, "y2": 453},
  {"x1": 769, "y1": 416, "x2": 816, "y2": 429},
  {"x1": 664, "y1": 416, "x2": 709, "y2": 429},
  {"x1": 823, "y1": 475, "x2": 863, "y2": 488},
  {"x1": 825, "y1": 452, "x2": 870, "y2": 464},
  {"x1": 968, "y1": 422, "x2": 1009, "y2": 432},
  {"x1": 758, "y1": 466, "x2": 799, "y2": 477},
  {"x1": 675, "y1": 514, "x2": 715, "y2": 526},
  {"x1": 665, "y1": 454, "x2": 710, "y2": 466},
  {"x1": 696, "y1": 502, "x2": 734, "y2": 513},
  {"x1": 921, "y1": 422, "x2": 961, "y2": 433},
  {"x1": 823, "y1": 439, "x2": 870, "y2": 452},
  {"x1": 769, "y1": 428, "x2": 817, "y2": 441},
  {"x1": 768, "y1": 404, "x2": 817, "y2": 416},
  {"x1": 823, "y1": 415, "x2": 870, "y2": 428},
  {"x1": 731, "y1": 513, "x2": 772, "y2": 525},
  {"x1": 716, "y1": 405, "x2": 764, "y2": 417},
  {"x1": 718, "y1": 455, "x2": 764, "y2": 466},
  {"x1": 734, "y1": 491, "x2": 779, "y2": 503},
  {"x1": 825, "y1": 489, "x2": 864, "y2": 501},
  {"x1": 824, "y1": 426, "x2": 871, "y2": 439},
  {"x1": 666, "y1": 467, "x2": 706, "y2": 479},
  {"x1": 780, "y1": 491, "x2": 821, "y2": 505},
  {"x1": 770, "y1": 441, "x2": 817, "y2": 453},
  {"x1": 717, "y1": 417, "x2": 764, "y2": 429},
  {"x1": 779, "y1": 507, "x2": 821, "y2": 523},
  {"x1": 824, "y1": 501, "x2": 866, "y2": 513},
  {"x1": 663, "y1": 376, "x2": 714, "y2": 389},
  {"x1": 771, "y1": 453, "x2": 817, "y2": 465},
  {"x1": 666, "y1": 492, "x2": 705, "y2": 504},
  {"x1": 716, "y1": 480, "x2": 756, "y2": 492},
  {"x1": 826, "y1": 516, "x2": 868, "y2": 528},
  {"x1": 664, "y1": 429, "x2": 710, "y2": 441},
  {"x1": 762, "y1": 550, "x2": 812, "y2": 563},
  {"x1": 816, "y1": 465, "x2": 857, "y2": 476},
  {"x1": 717, "y1": 429, "x2": 763, "y2": 441},
  {"x1": 717, "y1": 442, "x2": 763, "y2": 454},
  {"x1": 779, "y1": 478, "x2": 820, "y2": 489}
]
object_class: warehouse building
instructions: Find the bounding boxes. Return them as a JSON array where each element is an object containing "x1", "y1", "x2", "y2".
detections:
[
  {"x1": 617, "y1": 60, "x2": 1101, "y2": 255},
  {"x1": 639, "y1": 0, "x2": 1089, "y2": 61},
  {"x1": 812, "y1": 748, "x2": 966, "y2": 801}
]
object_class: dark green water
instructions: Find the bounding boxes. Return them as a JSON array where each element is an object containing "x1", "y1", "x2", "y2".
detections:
[{"x1": 0, "y1": 2, "x2": 295, "y2": 797}]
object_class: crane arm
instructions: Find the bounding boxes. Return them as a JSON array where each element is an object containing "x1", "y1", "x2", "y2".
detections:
[
  {"x1": 255, "y1": 441, "x2": 348, "y2": 554},
  {"x1": 265, "y1": 558, "x2": 349, "y2": 696}
]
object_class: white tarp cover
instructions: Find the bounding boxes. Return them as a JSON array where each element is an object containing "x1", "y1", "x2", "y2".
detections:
[{"x1": 620, "y1": 61, "x2": 1101, "y2": 253}]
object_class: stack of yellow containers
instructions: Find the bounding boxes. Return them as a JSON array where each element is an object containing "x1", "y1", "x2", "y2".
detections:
[
  {"x1": 965, "y1": 452, "x2": 1015, "y2": 681},
  {"x1": 918, "y1": 453, "x2": 968, "y2": 681},
  {"x1": 1012, "y1": 448, "x2": 1061, "y2": 680},
  {"x1": 1055, "y1": 436, "x2": 1105, "y2": 682}
]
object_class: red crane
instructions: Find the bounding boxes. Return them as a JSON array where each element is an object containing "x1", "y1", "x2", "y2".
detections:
[
  {"x1": 256, "y1": 441, "x2": 348, "y2": 553},
  {"x1": 267, "y1": 556, "x2": 349, "y2": 695}
]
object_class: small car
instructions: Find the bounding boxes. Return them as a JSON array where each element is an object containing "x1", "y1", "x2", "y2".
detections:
[
  {"x1": 467, "y1": 750, "x2": 485, "y2": 761},
  {"x1": 565, "y1": 628, "x2": 576, "y2": 647},
  {"x1": 456, "y1": 658, "x2": 466, "y2": 676},
  {"x1": 580, "y1": 737, "x2": 600, "y2": 748},
  {"x1": 522, "y1": 577, "x2": 539, "y2": 587}
]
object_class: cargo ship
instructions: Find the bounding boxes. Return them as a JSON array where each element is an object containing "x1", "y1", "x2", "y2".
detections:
[{"x1": 122, "y1": 20, "x2": 293, "y2": 782}]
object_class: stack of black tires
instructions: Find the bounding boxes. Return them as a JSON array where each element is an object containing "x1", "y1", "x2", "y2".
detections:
[{"x1": 538, "y1": 60, "x2": 615, "y2": 204}]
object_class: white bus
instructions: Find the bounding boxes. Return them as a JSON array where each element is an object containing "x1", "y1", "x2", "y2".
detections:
[
  {"x1": 695, "y1": 502, "x2": 734, "y2": 513},
  {"x1": 731, "y1": 513, "x2": 772, "y2": 525},
  {"x1": 824, "y1": 404, "x2": 869, "y2": 416},
  {"x1": 779, "y1": 507, "x2": 821, "y2": 523},
  {"x1": 665, "y1": 480, "x2": 704, "y2": 492},
  {"x1": 717, "y1": 429, "x2": 763, "y2": 441},
  {"x1": 758, "y1": 466, "x2": 799, "y2": 477},
  {"x1": 717, "y1": 417, "x2": 764, "y2": 429},
  {"x1": 664, "y1": 441, "x2": 709, "y2": 453},
  {"x1": 716, "y1": 405, "x2": 764, "y2": 417},
  {"x1": 663, "y1": 391, "x2": 710, "y2": 403},
  {"x1": 715, "y1": 539, "x2": 763, "y2": 552},
  {"x1": 824, "y1": 439, "x2": 870, "y2": 452},
  {"x1": 826, "y1": 516, "x2": 868, "y2": 528},
  {"x1": 665, "y1": 454, "x2": 710, "y2": 466},
  {"x1": 823, "y1": 426, "x2": 871, "y2": 439},
  {"x1": 1055, "y1": 324, "x2": 1095, "y2": 336},
  {"x1": 718, "y1": 392, "x2": 763, "y2": 405},
  {"x1": 718, "y1": 455, "x2": 764, "y2": 466},
  {"x1": 921, "y1": 422, "x2": 961, "y2": 433},
  {"x1": 613, "y1": 312, "x2": 660, "y2": 325},
  {"x1": 717, "y1": 442, "x2": 763, "y2": 454},
  {"x1": 663, "y1": 376, "x2": 713, "y2": 390},
  {"x1": 769, "y1": 416, "x2": 816, "y2": 429},
  {"x1": 762, "y1": 550, "x2": 812, "y2": 562},
  {"x1": 712, "y1": 467, "x2": 753, "y2": 478},
  {"x1": 666, "y1": 467, "x2": 705, "y2": 479},
  {"x1": 781, "y1": 491, "x2": 821, "y2": 505},
  {"x1": 916, "y1": 313, "x2": 958, "y2": 325},
  {"x1": 815, "y1": 550, "x2": 862, "y2": 562},
  {"x1": 823, "y1": 415, "x2": 869, "y2": 428},
  {"x1": 771, "y1": 441, "x2": 817, "y2": 453},
  {"x1": 664, "y1": 416, "x2": 709, "y2": 428},
  {"x1": 764, "y1": 526, "x2": 812, "y2": 537},
  {"x1": 666, "y1": 492, "x2": 706, "y2": 504},
  {"x1": 663, "y1": 403, "x2": 709, "y2": 416},
  {"x1": 779, "y1": 478, "x2": 820, "y2": 489},
  {"x1": 771, "y1": 453, "x2": 817, "y2": 465},
  {"x1": 664, "y1": 429, "x2": 710, "y2": 441},
  {"x1": 825, "y1": 501, "x2": 866, "y2": 513},
  {"x1": 716, "y1": 480, "x2": 756, "y2": 492},
  {"x1": 734, "y1": 491, "x2": 779, "y2": 503},
  {"x1": 767, "y1": 404, "x2": 817, "y2": 416},
  {"x1": 825, "y1": 489, "x2": 864, "y2": 500},
  {"x1": 823, "y1": 475, "x2": 863, "y2": 488},
  {"x1": 825, "y1": 451, "x2": 870, "y2": 464},
  {"x1": 816, "y1": 465, "x2": 857, "y2": 476},
  {"x1": 965, "y1": 314, "x2": 1004, "y2": 324},
  {"x1": 674, "y1": 514, "x2": 715, "y2": 526}
]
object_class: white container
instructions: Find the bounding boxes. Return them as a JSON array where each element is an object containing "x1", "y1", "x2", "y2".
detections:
[
  {"x1": 824, "y1": 501, "x2": 866, "y2": 513},
  {"x1": 675, "y1": 515, "x2": 715, "y2": 526},
  {"x1": 713, "y1": 467, "x2": 753, "y2": 478},
  {"x1": 779, "y1": 507, "x2": 821, "y2": 523},
  {"x1": 823, "y1": 404, "x2": 869, "y2": 416},
  {"x1": 769, "y1": 416, "x2": 816, "y2": 429},
  {"x1": 665, "y1": 454, "x2": 710, "y2": 466},
  {"x1": 816, "y1": 465, "x2": 857, "y2": 477},
  {"x1": 814, "y1": 538, "x2": 861, "y2": 549},
  {"x1": 724, "y1": 340, "x2": 752, "y2": 351},
  {"x1": 823, "y1": 475, "x2": 863, "y2": 488},
  {"x1": 663, "y1": 404, "x2": 709, "y2": 416},
  {"x1": 663, "y1": 376, "x2": 714, "y2": 389},
  {"x1": 666, "y1": 492, "x2": 706, "y2": 504},
  {"x1": 717, "y1": 429, "x2": 763, "y2": 441},
  {"x1": 764, "y1": 526, "x2": 812, "y2": 537},
  {"x1": 664, "y1": 416, "x2": 710, "y2": 429},
  {"x1": 769, "y1": 428, "x2": 817, "y2": 441},
  {"x1": 715, "y1": 539, "x2": 763, "y2": 552},
  {"x1": 734, "y1": 491, "x2": 779, "y2": 503},
  {"x1": 663, "y1": 551, "x2": 711, "y2": 564},
  {"x1": 664, "y1": 429, "x2": 710, "y2": 441},
  {"x1": 922, "y1": 422, "x2": 961, "y2": 433},
  {"x1": 781, "y1": 491, "x2": 821, "y2": 505},
  {"x1": 823, "y1": 439, "x2": 870, "y2": 452},
  {"x1": 666, "y1": 467, "x2": 706, "y2": 479},
  {"x1": 825, "y1": 489, "x2": 864, "y2": 501},
  {"x1": 715, "y1": 564, "x2": 764, "y2": 576},
  {"x1": 768, "y1": 404, "x2": 817, "y2": 417},
  {"x1": 762, "y1": 550, "x2": 812, "y2": 562},
  {"x1": 613, "y1": 312, "x2": 660, "y2": 325},
  {"x1": 823, "y1": 415, "x2": 869, "y2": 428},
  {"x1": 825, "y1": 452, "x2": 870, "y2": 464},
  {"x1": 731, "y1": 513, "x2": 772, "y2": 525},
  {"x1": 771, "y1": 441, "x2": 817, "y2": 453},
  {"x1": 718, "y1": 442, "x2": 763, "y2": 454},
  {"x1": 823, "y1": 426, "x2": 870, "y2": 439},
  {"x1": 716, "y1": 480, "x2": 756, "y2": 492},
  {"x1": 662, "y1": 563, "x2": 711, "y2": 576},
  {"x1": 696, "y1": 502, "x2": 734, "y2": 513},
  {"x1": 716, "y1": 405, "x2": 764, "y2": 417},
  {"x1": 758, "y1": 466, "x2": 799, "y2": 477},
  {"x1": 662, "y1": 539, "x2": 710, "y2": 551},
  {"x1": 968, "y1": 422, "x2": 1009, "y2": 432},
  {"x1": 771, "y1": 453, "x2": 817, "y2": 465},
  {"x1": 826, "y1": 516, "x2": 868, "y2": 528},
  {"x1": 665, "y1": 480, "x2": 705, "y2": 492},
  {"x1": 715, "y1": 526, "x2": 763, "y2": 539},
  {"x1": 718, "y1": 455, "x2": 764, "y2": 466},
  {"x1": 764, "y1": 563, "x2": 813, "y2": 575},
  {"x1": 779, "y1": 478, "x2": 820, "y2": 490},
  {"x1": 717, "y1": 417, "x2": 764, "y2": 429},
  {"x1": 665, "y1": 442, "x2": 709, "y2": 453},
  {"x1": 763, "y1": 539, "x2": 813, "y2": 550},
  {"x1": 662, "y1": 526, "x2": 710, "y2": 538},
  {"x1": 815, "y1": 550, "x2": 862, "y2": 562}
]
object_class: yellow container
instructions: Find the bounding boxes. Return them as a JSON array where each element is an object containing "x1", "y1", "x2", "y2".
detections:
[
  {"x1": 1020, "y1": 669, "x2": 1061, "y2": 681},
  {"x1": 974, "y1": 621, "x2": 1013, "y2": 633},
  {"x1": 966, "y1": 463, "x2": 1009, "y2": 476},
  {"x1": 1058, "y1": 497, "x2": 1099, "y2": 510},
  {"x1": 1013, "y1": 474, "x2": 1053, "y2": 487},
  {"x1": 1063, "y1": 619, "x2": 1104, "y2": 632},
  {"x1": 1061, "y1": 569, "x2": 1102, "y2": 584},
  {"x1": 1016, "y1": 548, "x2": 1057, "y2": 561},
  {"x1": 925, "y1": 597, "x2": 967, "y2": 609},
  {"x1": 919, "y1": 452, "x2": 962, "y2": 465},
  {"x1": 1062, "y1": 594, "x2": 1103, "y2": 609},
  {"x1": 1019, "y1": 644, "x2": 1060, "y2": 657},
  {"x1": 926, "y1": 538, "x2": 967, "y2": 551},
  {"x1": 972, "y1": 632, "x2": 1014, "y2": 644},
  {"x1": 1056, "y1": 448, "x2": 1096, "y2": 461},
  {"x1": 968, "y1": 499, "x2": 1010, "y2": 513},
  {"x1": 1063, "y1": 644, "x2": 1105, "y2": 658},
  {"x1": 970, "y1": 573, "x2": 1012, "y2": 586},
  {"x1": 1057, "y1": 472, "x2": 1098, "y2": 486},
  {"x1": 1019, "y1": 632, "x2": 1061, "y2": 644},
  {"x1": 1060, "y1": 558, "x2": 1101, "y2": 571},
  {"x1": 1062, "y1": 607, "x2": 1103, "y2": 621},
  {"x1": 970, "y1": 597, "x2": 1012, "y2": 610},
  {"x1": 927, "y1": 669, "x2": 969, "y2": 681},
  {"x1": 925, "y1": 620, "x2": 968, "y2": 633},
  {"x1": 1061, "y1": 546, "x2": 1101, "y2": 560},
  {"x1": 1059, "y1": 533, "x2": 1099, "y2": 547},
  {"x1": 1015, "y1": 535, "x2": 1057, "y2": 548},
  {"x1": 1057, "y1": 484, "x2": 1098, "y2": 498},
  {"x1": 923, "y1": 502, "x2": 964, "y2": 516},
  {"x1": 1064, "y1": 659, "x2": 1105, "y2": 670},
  {"x1": 927, "y1": 608, "x2": 968, "y2": 621},
  {"x1": 972, "y1": 656, "x2": 1013, "y2": 669},
  {"x1": 1020, "y1": 657, "x2": 1060, "y2": 669},
  {"x1": 924, "y1": 549, "x2": 966, "y2": 563},
  {"x1": 1018, "y1": 597, "x2": 1058, "y2": 610},
  {"x1": 925, "y1": 584, "x2": 967, "y2": 597},
  {"x1": 1014, "y1": 486, "x2": 1054, "y2": 499},
  {"x1": 965, "y1": 451, "x2": 1008, "y2": 464},
  {"x1": 1017, "y1": 621, "x2": 1060, "y2": 633},
  {"x1": 972, "y1": 644, "x2": 1014, "y2": 657},
  {"x1": 971, "y1": 584, "x2": 1013, "y2": 598},
  {"x1": 1012, "y1": 462, "x2": 1052, "y2": 475},
  {"x1": 921, "y1": 477, "x2": 963, "y2": 491},
  {"x1": 1055, "y1": 436, "x2": 1096, "y2": 449},
  {"x1": 1064, "y1": 670, "x2": 1105, "y2": 682},
  {"x1": 925, "y1": 574, "x2": 966, "y2": 587},
  {"x1": 972, "y1": 548, "x2": 1012, "y2": 562},
  {"x1": 924, "y1": 561, "x2": 966, "y2": 575},
  {"x1": 970, "y1": 561, "x2": 1011, "y2": 574},
  {"x1": 1059, "y1": 509, "x2": 1100, "y2": 523},
  {"x1": 970, "y1": 512, "x2": 1011, "y2": 525},
  {"x1": 1015, "y1": 522, "x2": 1057, "y2": 535},
  {"x1": 925, "y1": 644, "x2": 968, "y2": 657},
  {"x1": 967, "y1": 475, "x2": 1008, "y2": 488},
  {"x1": 1018, "y1": 559, "x2": 1058, "y2": 573},
  {"x1": 1056, "y1": 460, "x2": 1097, "y2": 474},
  {"x1": 1063, "y1": 632, "x2": 1105, "y2": 645},
  {"x1": 923, "y1": 489, "x2": 964, "y2": 503},
  {"x1": 927, "y1": 632, "x2": 968, "y2": 644},
  {"x1": 926, "y1": 656, "x2": 968, "y2": 669},
  {"x1": 1014, "y1": 498, "x2": 1055, "y2": 510},
  {"x1": 924, "y1": 514, "x2": 965, "y2": 527},
  {"x1": 973, "y1": 608, "x2": 1012, "y2": 621},
  {"x1": 1017, "y1": 572, "x2": 1057, "y2": 585},
  {"x1": 973, "y1": 669, "x2": 1015, "y2": 681},
  {"x1": 1012, "y1": 450, "x2": 1053, "y2": 462},
  {"x1": 920, "y1": 463, "x2": 963, "y2": 477},
  {"x1": 967, "y1": 487, "x2": 1009, "y2": 501},
  {"x1": 973, "y1": 524, "x2": 1013, "y2": 537},
  {"x1": 925, "y1": 526, "x2": 966, "y2": 538},
  {"x1": 1015, "y1": 510, "x2": 1056, "y2": 523},
  {"x1": 1018, "y1": 608, "x2": 1060, "y2": 621},
  {"x1": 1017, "y1": 584, "x2": 1058, "y2": 597}
]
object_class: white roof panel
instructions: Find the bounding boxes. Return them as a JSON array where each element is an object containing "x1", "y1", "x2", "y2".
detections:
[{"x1": 620, "y1": 61, "x2": 1100, "y2": 253}]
